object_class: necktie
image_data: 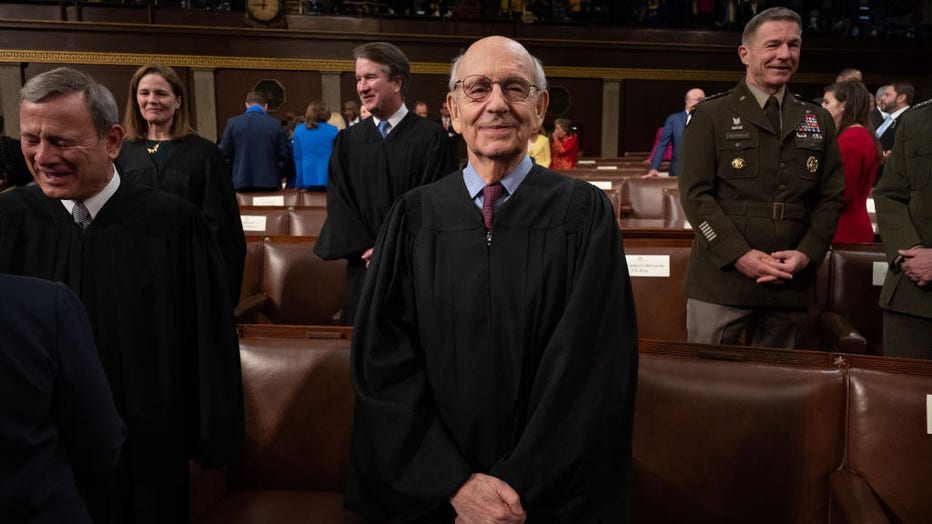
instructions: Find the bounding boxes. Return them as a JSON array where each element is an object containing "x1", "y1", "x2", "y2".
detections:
[
  {"x1": 876, "y1": 115, "x2": 893, "y2": 137},
  {"x1": 482, "y1": 182, "x2": 504, "y2": 231},
  {"x1": 764, "y1": 96, "x2": 781, "y2": 135},
  {"x1": 72, "y1": 201, "x2": 91, "y2": 230},
  {"x1": 378, "y1": 120, "x2": 391, "y2": 139}
]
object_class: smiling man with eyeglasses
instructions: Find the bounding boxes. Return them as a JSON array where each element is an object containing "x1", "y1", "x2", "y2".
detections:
[{"x1": 345, "y1": 35, "x2": 639, "y2": 523}]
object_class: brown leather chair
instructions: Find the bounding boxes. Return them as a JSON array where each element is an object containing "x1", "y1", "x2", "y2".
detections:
[
  {"x1": 192, "y1": 335, "x2": 362, "y2": 524},
  {"x1": 830, "y1": 363, "x2": 932, "y2": 523},
  {"x1": 661, "y1": 187, "x2": 687, "y2": 229},
  {"x1": 634, "y1": 344, "x2": 847, "y2": 523},
  {"x1": 819, "y1": 244, "x2": 886, "y2": 355},
  {"x1": 236, "y1": 240, "x2": 265, "y2": 324},
  {"x1": 238, "y1": 206, "x2": 291, "y2": 236},
  {"x1": 300, "y1": 191, "x2": 328, "y2": 207},
  {"x1": 288, "y1": 206, "x2": 327, "y2": 237},
  {"x1": 623, "y1": 177, "x2": 680, "y2": 219},
  {"x1": 624, "y1": 238, "x2": 691, "y2": 341},
  {"x1": 236, "y1": 237, "x2": 346, "y2": 325}
]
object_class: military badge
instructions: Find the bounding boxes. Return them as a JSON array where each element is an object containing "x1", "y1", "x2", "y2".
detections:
[
  {"x1": 806, "y1": 156, "x2": 819, "y2": 173},
  {"x1": 732, "y1": 157, "x2": 746, "y2": 170},
  {"x1": 797, "y1": 112, "x2": 821, "y2": 133}
]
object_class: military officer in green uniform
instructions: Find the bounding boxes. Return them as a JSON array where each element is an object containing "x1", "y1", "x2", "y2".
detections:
[
  {"x1": 873, "y1": 98, "x2": 932, "y2": 359},
  {"x1": 678, "y1": 7, "x2": 845, "y2": 348}
]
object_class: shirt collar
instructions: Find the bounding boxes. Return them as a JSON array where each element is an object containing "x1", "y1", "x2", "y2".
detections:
[
  {"x1": 745, "y1": 81, "x2": 787, "y2": 109},
  {"x1": 246, "y1": 105, "x2": 266, "y2": 114},
  {"x1": 888, "y1": 106, "x2": 910, "y2": 120},
  {"x1": 62, "y1": 167, "x2": 121, "y2": 220},
  {"x1": 463, "y1": 156, "x2": 533, "y2": 200},
  {"x1": 372, "y1": 104, "x2": 408, "y2": 136}
]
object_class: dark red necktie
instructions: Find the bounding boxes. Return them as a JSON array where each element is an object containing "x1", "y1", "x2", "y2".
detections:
[{"x1": 482, "y1": 182, "x2": 504, "y2": 231}]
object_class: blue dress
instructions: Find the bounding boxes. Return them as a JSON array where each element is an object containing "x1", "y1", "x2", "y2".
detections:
[{"x1": 293, "y1": 122, "x2": 339, "y2": 189}]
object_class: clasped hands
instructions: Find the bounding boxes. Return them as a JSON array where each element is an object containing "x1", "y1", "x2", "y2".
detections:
[
  {"x1": 735, "y1": 249, "x2": 810, "y2": 284},
  {"x1": 451, "y1": 473, "x2": 526, "y2": 524},
  {"x1": 898, "y1": 247, "x2": 932, "y2": 287}
]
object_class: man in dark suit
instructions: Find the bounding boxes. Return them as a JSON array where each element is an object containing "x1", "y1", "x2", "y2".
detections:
[
  {"x1": 874, "y1": 98, "x2": 932, "y2": 360},
  {"x1": 678, "y1": 7, "x2": 844, "y2": 348},
  {"x1": 0, "y1": 274, "x2": 124, "y2": 523},
  {"x1": 875, "y1": 81, "x2": 914, "y2": 186},
  {"x1": 220, "y1": 91, "x2": 292, "y2": 191},
  {"x1": 645, "y1": 87, "x2": 705, "y2": 178}
]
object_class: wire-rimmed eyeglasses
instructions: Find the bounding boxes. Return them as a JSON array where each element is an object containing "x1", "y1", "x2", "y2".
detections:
[{"x1": 452, "y1": 75, "x2": 540, "y2": 103}]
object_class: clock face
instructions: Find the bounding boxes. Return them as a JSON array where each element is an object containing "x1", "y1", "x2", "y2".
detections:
[{"x1": 247, "y1": 0, "x2": 281, "y2": 22}]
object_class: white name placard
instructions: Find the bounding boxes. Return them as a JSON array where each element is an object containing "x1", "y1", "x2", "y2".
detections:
[
  {"x1": 596, "y1": 165, "x2": 618, "y2": 170},
  {"x1": 625, "y1": 255, "x2": 671, "y2": 277},
  {"x1": 589, "y1": 180, "x2": 613, "y2": 190},
  {"x1": 866, "y1": 198, "x2": 876, "y2": 213},
  {"x1": 252, "y1": 195, "x2": 285, "y2": 206},
  {"x1": 873, "y1": 261, "x2": 888, "y2": 286},
  {"x1": 241, "y1": 215, "x2": 268, "y2": 232},
  {"x1": 577, "y1": 159, "x2": 596, "y2": 165}
]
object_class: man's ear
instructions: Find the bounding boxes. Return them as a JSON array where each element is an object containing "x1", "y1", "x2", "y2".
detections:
[
  {"x1": 535, "y1": 90, "x2": 549, "y2": 128},
  {"x1": 447, "y1": 92, "x2": 461, "y2": 133},
  {"x1": 738, "y1": 44, "x2": 750, "y2": 67},
  {"x1": 106, "y1": 124, "x2": 125, "y2": 161}
]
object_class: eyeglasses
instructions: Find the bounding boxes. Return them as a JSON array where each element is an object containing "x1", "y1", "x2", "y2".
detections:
[{"x1": 453, "y1": 75, "x2": 540, "y2": 103}]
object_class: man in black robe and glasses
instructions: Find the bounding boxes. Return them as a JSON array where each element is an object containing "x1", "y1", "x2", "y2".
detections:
[
  {"x1": 345, "y1": 36, "x2": 639, "y2": 522},
  {"x1": 0, "y1": 67, "x2": 243, "y2": 524}
]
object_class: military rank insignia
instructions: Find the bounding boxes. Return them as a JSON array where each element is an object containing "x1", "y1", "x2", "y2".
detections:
[
  {"x1": 797, "y1": 112, "x2": 821, "y2": 133},
  {"x1": 731, "y1": 157, "x2": 746, "y2": 170}
]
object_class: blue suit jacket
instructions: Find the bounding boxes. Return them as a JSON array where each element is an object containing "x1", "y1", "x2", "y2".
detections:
[
  {"x1": 220, "y1": 106, "x2": 292, "y2": 190},
  {"x1": 649, "y1": 110, "x2": 688, "y2": 177}
]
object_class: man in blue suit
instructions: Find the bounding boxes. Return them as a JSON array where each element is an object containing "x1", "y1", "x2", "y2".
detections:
[
  {"x1": 645, "y1": 87, "x2": 705, "y2": 178},
  {"x1": 220, "y1": 91, "x2": 292, "y2": 191}
]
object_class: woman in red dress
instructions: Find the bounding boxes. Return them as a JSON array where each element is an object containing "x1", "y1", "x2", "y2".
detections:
[
  {"x1": 822, "y1": 80, "x2": 880, "y2": 243},
  {"x1": 550, "y1": 118, "x2": 579, "y2": 170}
]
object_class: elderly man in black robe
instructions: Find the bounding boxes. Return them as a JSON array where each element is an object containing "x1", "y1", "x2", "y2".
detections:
[
  {"x1": 0, "y1": 67, "x2": 242, "y2": 524},
  {"x1": 345, "y1": 36, "x2": 639, "y2": 522}
]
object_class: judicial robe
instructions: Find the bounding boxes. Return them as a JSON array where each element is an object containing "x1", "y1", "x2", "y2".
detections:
[
  {"x1": 116, "y1": 135, "x2": 246, "y2": 304},
  {"x1": 315, "y1": 113, "x2": 458, "y2": 260},
  {"x1": 0, "y1": 181, "x2": 244, "y2": 523},
  {"x1": 346, "y1": 166, "x2": 639, "y2": 522}
]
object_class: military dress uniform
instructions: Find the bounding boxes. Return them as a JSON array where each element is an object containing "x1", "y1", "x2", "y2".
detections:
[
  {"x1": 678, "y1": 79, "x2": 845, "y2": 347},
  {"x1": 873, "y1": 99, "x2": 932, "y2": 359}
]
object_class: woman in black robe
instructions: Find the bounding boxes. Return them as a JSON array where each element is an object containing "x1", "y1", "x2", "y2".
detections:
[{"x1": 116, "y1": 64, "x2": 245, "y2": 303}]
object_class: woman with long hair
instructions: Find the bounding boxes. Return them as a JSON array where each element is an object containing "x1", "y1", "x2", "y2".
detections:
[
  {"x1": 292, "y1": 100, "x2": 339, "y2": 190},
  {"x1": 116, "y1": 64, "x2": 245, "y2": 301},
  {"x1": 822, "y1": 80, "x2": 880, "y2": 243}
]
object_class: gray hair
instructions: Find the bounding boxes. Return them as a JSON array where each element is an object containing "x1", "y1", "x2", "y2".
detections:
[
  {"x1": 21, "y1": 67, "x2": 119, "y2": 138},
  {"x1": 448, "y1": 43, "x2": 548, "y2": 93},
  {"x1": 741, "y1": 7, "x2": 802, "y2": 46}
]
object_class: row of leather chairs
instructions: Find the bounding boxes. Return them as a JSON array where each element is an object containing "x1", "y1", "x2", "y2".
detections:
[
  {"x1": 625, "y1": 232, "x2": 887, "y2": 354},
  {"x1": 239, "y1": 206, "x2": 327, "y2": 237},
  {"x1": 236, "y1": 190, "x2": 327, "y2": 208},
  {"x1": 238, "y1": 232, "x2": 888, "y2": 355},
  {"x1": 190, "y1": 327, "x2": 932, "y2": 524}
]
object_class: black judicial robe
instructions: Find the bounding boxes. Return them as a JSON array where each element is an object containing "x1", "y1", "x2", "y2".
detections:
[
  {"x1": 346, "y1": 166, "x2": 639, "y2": 522},
  {"x1": 315, "y1": 112, "x2": 458, "y2": 260},
  {"x1": 117, "y1": 135, "x2": 246, "y2": 304},
  {"x1": 0, "y1": 182, "x2": 243, "y2": 523}
]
